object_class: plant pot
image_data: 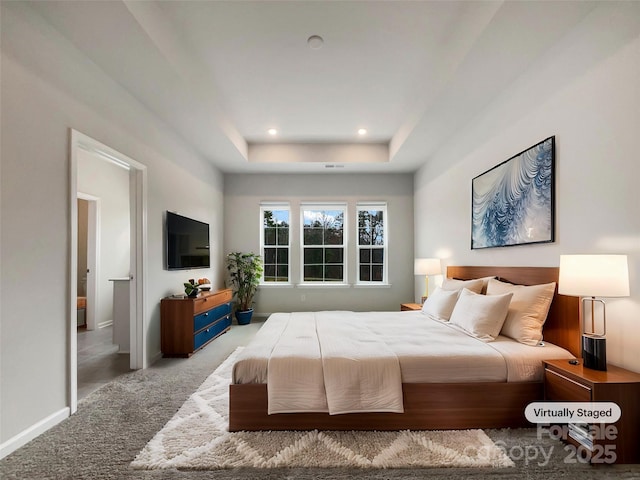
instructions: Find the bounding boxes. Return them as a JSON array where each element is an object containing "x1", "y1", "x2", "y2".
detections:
[{"x1": 235, "y1": 308, "x2": 253, "y2": 325}]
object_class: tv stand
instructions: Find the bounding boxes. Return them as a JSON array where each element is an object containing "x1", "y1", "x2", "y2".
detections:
[{"x1": 160, "y1": 288, "x2": 232, "y2": 357}]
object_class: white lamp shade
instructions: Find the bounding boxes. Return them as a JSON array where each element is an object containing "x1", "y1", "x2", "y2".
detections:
[
  {"x1": 558, "y1": 254, "x2": 630, "y2": 297},
  {"x1": 414, "y1": 258, "x2": 441, "y2": 276}
]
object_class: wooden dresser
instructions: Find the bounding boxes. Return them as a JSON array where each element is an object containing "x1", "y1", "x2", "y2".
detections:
[{"x1": 161, "y1": 288, "x2": 232, "y2": 357}]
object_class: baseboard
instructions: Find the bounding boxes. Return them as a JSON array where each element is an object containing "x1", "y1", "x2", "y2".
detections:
[
  {"x1": 149, "y1": 349, "x2": 163, "y2": 366},
  {"x1": 0, "y1": 407, "x2": 70, "y2": 459},
  {"x1": 98, "y1": 320, "x2": 113, "y2": 328}
]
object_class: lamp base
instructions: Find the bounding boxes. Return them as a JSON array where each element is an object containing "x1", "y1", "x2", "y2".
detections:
[{"x1": 582, "y1": 334, "x2": 607, "y2": 371}]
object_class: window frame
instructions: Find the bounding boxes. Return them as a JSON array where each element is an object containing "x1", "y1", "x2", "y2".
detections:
[
  {"x1": 299, "y1": 203, "x2": 348, "y2": 285},
  {"x1": 260, "y1": 203, "x2": 291, "y2": 285},
  {"x1": 356, "y1": 202, "x2": 388, "y2": 285}
]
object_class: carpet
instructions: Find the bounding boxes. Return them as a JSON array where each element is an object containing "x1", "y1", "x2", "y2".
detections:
[{"x1": 132, "y1": 348, "x2": 514, "y2": 470}]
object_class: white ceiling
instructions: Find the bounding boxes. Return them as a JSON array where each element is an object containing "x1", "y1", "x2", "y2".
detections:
[{"x1": 30, "y1": 1, "x2": 604, "y2": 173}]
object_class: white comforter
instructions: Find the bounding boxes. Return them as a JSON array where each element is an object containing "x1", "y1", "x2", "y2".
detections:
[
  {"x1": 232, "y1": 311, "x2": 573, "y2": 415},
  {"x1": 267, "y1": 312, "x2": 403, "y2": 414}
]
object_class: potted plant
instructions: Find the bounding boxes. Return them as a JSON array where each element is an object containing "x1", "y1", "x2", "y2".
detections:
[{"x1": 226, "y1": 251, "x2": 263, "y2": 325}]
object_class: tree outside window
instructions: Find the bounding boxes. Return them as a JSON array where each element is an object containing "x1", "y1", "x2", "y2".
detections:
[
  {"x1": 357, "y1": 205, "x2": 387, "y2": 283},
  {"x1": 261, "y1": 207, "x2": 290, "y2": 282},
  {"x1": 302, "y1": 207, "x2": 345, "y2": 283}
]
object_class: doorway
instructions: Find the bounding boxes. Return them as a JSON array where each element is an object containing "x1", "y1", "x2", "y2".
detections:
[{"x1": 69, "y1": 130, "x2": 147, "y2": 414}]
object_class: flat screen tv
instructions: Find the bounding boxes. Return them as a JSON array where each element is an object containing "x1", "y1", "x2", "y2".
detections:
[{"x1": 166, "y1": 211, "x2": 210, "y2": 270}]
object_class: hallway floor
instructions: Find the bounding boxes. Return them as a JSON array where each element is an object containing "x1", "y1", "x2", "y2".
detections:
[{"x1": 77, "y1": 325, "x2": 130, "y2": 400}]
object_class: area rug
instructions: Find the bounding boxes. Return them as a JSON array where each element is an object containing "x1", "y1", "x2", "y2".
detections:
[{"x1": 131, "y1": 348, "x2": 514, "y2": 470}]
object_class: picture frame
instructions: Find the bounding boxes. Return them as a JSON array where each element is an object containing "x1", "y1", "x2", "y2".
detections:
[{"x1": 471, "y1": 136, "x2": 555, "y2": 249}]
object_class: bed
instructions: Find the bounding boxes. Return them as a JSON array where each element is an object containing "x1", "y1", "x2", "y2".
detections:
[{"x1": 228, "y1": 266, "x2": 581, "y2": 432}]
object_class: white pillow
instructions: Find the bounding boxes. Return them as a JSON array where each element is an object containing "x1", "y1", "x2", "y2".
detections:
[
  {"x1": 449, "y1": 288, "x2": 513, "y2": 342},
  {"x1": 486, "y1": 278, "x2": 556, "y2": 346},
  {"x1": 441, "y1": 278, "x2": 484, "y2": 294},
  {"x1": 421, "y1": 287, "x2": 459, "y2": 321}
]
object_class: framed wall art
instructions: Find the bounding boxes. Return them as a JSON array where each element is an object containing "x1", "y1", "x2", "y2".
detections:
[{"x1": 471, "y1": 136, "x2": 555, "y2": 249}]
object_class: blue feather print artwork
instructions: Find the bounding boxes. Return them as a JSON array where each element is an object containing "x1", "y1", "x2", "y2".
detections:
[{"x1": 472, "y1": 137, "x2": 555, "y2": 249}]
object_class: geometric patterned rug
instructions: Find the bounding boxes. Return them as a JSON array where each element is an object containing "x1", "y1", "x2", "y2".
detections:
[{"x1": 131, "y1": 348, "x2": 514, "y2": 470}]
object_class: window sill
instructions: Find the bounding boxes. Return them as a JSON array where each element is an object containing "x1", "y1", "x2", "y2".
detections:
[
  {"x1": 296, "y1": 283, "x2": 351, "y2": 289},
  {"x1": 259, "y1": 283, "x2": 391, "y2": 289},
  {"x1": 259, "y1": 282, "x2": 294, "y2": 288}
]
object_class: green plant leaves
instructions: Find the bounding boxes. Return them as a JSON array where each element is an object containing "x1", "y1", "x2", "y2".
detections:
[{"x1": 226, "y1": 252, "x2": 264, "y2": 311}]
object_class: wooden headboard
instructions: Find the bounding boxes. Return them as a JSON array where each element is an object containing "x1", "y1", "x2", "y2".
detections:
[{"x1": 447, "y1": 266, "x2": 581, "y2": 357}]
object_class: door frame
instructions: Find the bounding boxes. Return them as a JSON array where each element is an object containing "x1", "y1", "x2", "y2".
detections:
[{"x1": 69, "y1": 129, "x2": 148, "y2": 413}]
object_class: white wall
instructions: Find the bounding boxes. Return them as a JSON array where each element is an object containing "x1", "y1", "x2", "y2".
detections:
[
  {"x1": 0, "y1": 3, "x2": 224, "y2": 449},
  {"x1": 414, "y1": 33, "x2": 640, "y2": 372},
  {"x1": 78, "y1": 149, "x2": 130, "y2": 328},
  {"x1": 224, "y1": 173, "x2": 414, "y2": 313}
]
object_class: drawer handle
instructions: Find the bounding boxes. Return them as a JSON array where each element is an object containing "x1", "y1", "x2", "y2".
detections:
[
  {"x1": 206, "y1": 328, "x2": 210, "y2": 333},
  {"x1": 547, "y1": 369, "x2": 591, "y2": 392},
  {"x1": 204, "y1": 313, "x2": 208, "y2": 316}
]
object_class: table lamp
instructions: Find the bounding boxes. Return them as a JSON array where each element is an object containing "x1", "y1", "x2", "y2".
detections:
[
  {"x1": 414, "y1": 258, "x2": 442, "y2": 302},
  {"x1": 558, "y1": 254, "x2": 630, "y2": 371}
]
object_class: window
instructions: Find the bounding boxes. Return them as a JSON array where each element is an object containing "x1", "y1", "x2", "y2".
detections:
[
  {"x1": 357, "y1": 204, "x2": 387, "y2": 284},
  {"x1": 260, "y1": 205, "x2": 290, "y2": 283},
  {"x1": 301, "y1": 204, "x2": 346, "y2": 283}
]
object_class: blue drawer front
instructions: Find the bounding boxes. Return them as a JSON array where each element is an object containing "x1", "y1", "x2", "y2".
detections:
[
  {"x1": 193, "y1": 303, "x2": 231, "y2": 332},
  {"x1": 193, "y1": 315, "x2": 231, "y2": 351}
]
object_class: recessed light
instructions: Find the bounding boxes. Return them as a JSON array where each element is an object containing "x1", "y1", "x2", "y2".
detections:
[
  {"x1": 268, "y1": 128, "x2": 278, "y2": 136},
  {"x1": 307, "y1": 35, "x2": 324, "y2": 50},
  {"x1": 358, "y1": 128, "x2": 367, "y2": 136}
]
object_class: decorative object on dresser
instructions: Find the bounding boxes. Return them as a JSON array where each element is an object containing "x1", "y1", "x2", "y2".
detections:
[
  {"x1": 226, "y1": 251, "x2": 264, "y2": 325},
  {"x1": 197, "y1": 277, "x2": 212, "y2": 291},
  {"x1": 471, "y1": 136, "x2": 555, "y2": 249},
  {"x1": 413, "y1": 257, "x2": 441, "y2": 302},
  {"x1": 558, "y1": 255, "x2": 630, "y2": 371},
  {"x1": 160, "y1": 288, "x2": 232, "y2": 357},
  {"x1": 183, "y1": 278, "x2": 199, "y2": 297},
  {"x1": 183, "y1": 277, "x2": 211, "y2": 297},
  {"x1": 544, "y1": 359, "x2": 640, "y2": 464}
]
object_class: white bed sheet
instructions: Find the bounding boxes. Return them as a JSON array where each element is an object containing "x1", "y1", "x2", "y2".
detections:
[{"x1": 232, "y1": 310, "x2": 573, "y2": 387}]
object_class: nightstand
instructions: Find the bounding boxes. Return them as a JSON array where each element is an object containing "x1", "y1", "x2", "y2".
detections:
[
  {"x1": 400, "y1": 303, "x2": 422, "y2": 311},
  {"x1": 543, "y1": 359, "x2": 640, "y2": 464}
]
